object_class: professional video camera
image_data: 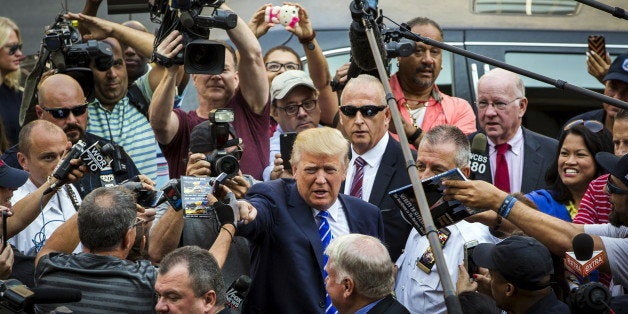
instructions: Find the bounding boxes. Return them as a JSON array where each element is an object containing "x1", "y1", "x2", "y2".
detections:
[
  {"x1": 149, "y1": 0, "x2": 237, "y2": 74},
  {"x1": 20, "y1": 14, "x2": 114, "y2": 126},
  {"x1": 204, "y1": 109, "x2": 241, "y2": 178},
  {"x1": 0, "y1": 279, "x2": 81, "y2": 313}
]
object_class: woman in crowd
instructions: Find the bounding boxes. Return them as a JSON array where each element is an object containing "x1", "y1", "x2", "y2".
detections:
[
  {"x1": 0, "y1": 17, "x2": 24, "y2": 146},
  {"x1": 526, "y1": 120, "x2": 613, "y2": 222}
]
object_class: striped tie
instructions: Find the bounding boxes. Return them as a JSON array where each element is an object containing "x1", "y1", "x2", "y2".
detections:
[
  {"x1": 317, "y1": 211, "x2": 337, "y2": 314},
  {"x1": 349, "y1": 157, "x2": 366, "y2": 198}
]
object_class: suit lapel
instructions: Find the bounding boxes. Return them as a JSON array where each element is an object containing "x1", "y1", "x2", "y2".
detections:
[
  {"x1": 286, "y1": 184, "x2": 325, "y2": 271},
  {"x1": 369, "y1": 140, "x2": 395, "y2": 206},
  {"x1": 521, "y1": 128, "x2": 543, "y2": 193}
]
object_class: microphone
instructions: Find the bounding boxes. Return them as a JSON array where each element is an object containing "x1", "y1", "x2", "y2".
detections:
[
  {"x1": 565, "y1": 233, "x2": 607, "y2": 280},
  {"x1": 154, "y1": 179, "x2": 182, "y2": 210},
  {"x1": 44, "y1": 140, "x2": 87, "y2": 195},
  {"x1": 30, "y1": 286, "x2": 82, "y2": 304},
  {"x1": 347, "y1": 0, "x2": 386, "y2": 79},
  {"x1": 565, "y1": 234, "x2": 612, "y2": 314},
  {"x1": 469, "y1": 133, "x2": 488, "y2": 179},
  {"x1": 224, "y1": 275, "x2": 251, "y2": 310}
]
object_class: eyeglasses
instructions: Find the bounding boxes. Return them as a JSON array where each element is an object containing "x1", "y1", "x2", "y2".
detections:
[
  {"x1": 265, "y1": 62, "x2": 301, "y2": 72},
  {"x1": 563, "y1": 119, "x2": 604, "y2": 133},
  {"x1": 476, "y1": 97, "x2": 521, "y2": 110},
  {"x1": 3, "y1": 43, "x2": 22, "y2": 56},
  {"x1": 339, "y1": 105, "x2": 387, "y2": 117},
  {"x1": 606, "y1": 178, "x2": 628, "y2": 195},
  {"x1": 40, "y1": 103, "x2": 88, "y2": 119},
  {"x1": 276, "y1": 99, "x2": 318, "y2": 116}
]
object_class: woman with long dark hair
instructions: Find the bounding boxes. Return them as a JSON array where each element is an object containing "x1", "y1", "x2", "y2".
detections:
[{"x1": 526, "y1": 120, "x2": 613, "y2": 222}]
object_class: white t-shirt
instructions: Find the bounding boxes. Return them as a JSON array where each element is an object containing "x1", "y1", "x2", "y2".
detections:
[{"x1": 583, "y1": 223, "x2": 628, "y2": 290}]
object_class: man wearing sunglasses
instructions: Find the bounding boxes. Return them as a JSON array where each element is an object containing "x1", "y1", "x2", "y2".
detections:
[
  {"x1": 473, "y1": 68, "x2": 558, "y2": 194},
  {"x1": 338, "y1": 74, "x2": 414, "y2": 262},
  {"x1": 263, "y1": 70, "x2": 322, "y2": 181},
  {"x1": 443, "y1": 152, "x2": 628, "y2": 299},
  {"x1": 1, "y1": 74, "x2": 141, "y2": 198},
  {"x1": 566, "y1": 53, "x2": 628, "y2": 133}
]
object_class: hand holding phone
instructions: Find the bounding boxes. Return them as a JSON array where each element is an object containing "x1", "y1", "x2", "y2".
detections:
[
  {"x1": 280, "y1": 132, "x2": 298, "y2": 170},
  {"x1": 588, "y1": 35, "x2": 607, "y2": 58},
  {"x1": 464, "y1": 240, "x2": 479, "y2": 275}
]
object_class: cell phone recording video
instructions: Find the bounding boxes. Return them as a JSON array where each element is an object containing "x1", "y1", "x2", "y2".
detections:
[
  {"x1": 588, "y1": 35, "x2": 607, "y2": 58},
  {"x1": 464, "y1": 240, "x2": 479, "y2": 276},
  {"x1": 280, "y1": 132, "x2": 298, "y2": 171}
]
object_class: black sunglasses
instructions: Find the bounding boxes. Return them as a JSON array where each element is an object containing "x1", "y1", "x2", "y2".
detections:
[
  {"x1": 41, "y1": 104, "x2": 88, "y2": 119},
  {"x1": 4, "y1": 43, "x2": 22, "y2": 56},
  {"x1": 564, "y1": 119, "x2": 604, "y2": 133},
  {"x1": 339, "y1": 105, "x2": 387, "y2": 118},
  {"x1": 607, "y1": 178, "x2": 628, "y2": 195}
]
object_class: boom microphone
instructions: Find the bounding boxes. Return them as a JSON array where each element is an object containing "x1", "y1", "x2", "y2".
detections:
[
  {"x1": 347, "y1": 0, "x2": 386, "y2": 79},
  {"x1": 469, "y1": 133, "x2": 488, "y2": 179}
]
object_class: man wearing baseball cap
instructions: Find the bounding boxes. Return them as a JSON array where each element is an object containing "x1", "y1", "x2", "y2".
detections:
[
  {"x1": 263, "y1": 70, "x2": 322, "y2": 181},
  {"x1": 471, "y1": 235, "x2": 568, "y2": 313},
  {"x1": 0, "y1": 159, "x2": 28, "y2": 279},
  {"x1": 566, "y1": 53, "x2": 628, "y2": 132}
]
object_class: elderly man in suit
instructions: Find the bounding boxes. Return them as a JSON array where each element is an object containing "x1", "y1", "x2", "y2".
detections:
[
  {"x1": 338, "y1": 74, "x2": 414, "y2": 261},
  {"x1": 237, "y1": 127, "x2": 385, "y2": 313},
  {"x1": 472, "y1": 68, "x2": 557, "y2": 193}
]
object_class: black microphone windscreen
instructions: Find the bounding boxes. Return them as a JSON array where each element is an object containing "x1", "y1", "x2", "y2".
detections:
[
  {"x1": 572, "y1": 233, "x2": 594, "y2": 261},
  {"x1": 471, "y1": 133, "x2": 487, "y2": 155},
  {"x1": 30, "y1": 286, "x2": 82, "y2": 304},
  {"x1": 234, "y1": 275, "x2": 251, "y2": 292}
]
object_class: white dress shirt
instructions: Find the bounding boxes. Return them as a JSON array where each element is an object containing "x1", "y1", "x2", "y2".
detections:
[
  {"x1": 394, "y1": 221, "x2": 499, "y2": 314},
  {"x1": 9, "y1": 179, "x2": 83, "y2": 256},
  {"x1": 344, "y1": 132, "x2": 390, "y2": 201},
  {"x1": 488, "y1": 127, "x2": 524, "y2": 193},
  {"x1": 312, "y1": 198, "x2": 350, "y2": 238}
]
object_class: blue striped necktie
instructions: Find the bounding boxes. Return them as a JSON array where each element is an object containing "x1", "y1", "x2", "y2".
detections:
[{"x1": 317, "y1": 211, "x2": 337, "y2": 314}]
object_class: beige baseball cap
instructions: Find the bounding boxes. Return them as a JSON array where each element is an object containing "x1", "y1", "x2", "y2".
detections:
[{"x1": 270, "y1": 70, "x2": 316, "y2": 102}]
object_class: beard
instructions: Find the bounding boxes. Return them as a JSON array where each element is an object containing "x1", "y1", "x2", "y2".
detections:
[
  {"x1": 607, "y1": 210, "x2": 625, "y2": 227},
  {"x1": 64, "y1": 123, "x2": 85, "y2": 143}
]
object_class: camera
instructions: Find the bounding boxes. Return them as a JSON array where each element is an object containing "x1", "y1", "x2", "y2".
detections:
[
  {"x1": 150, "y1": 0, "x2": 237, "y2": 74},
  {"x1": 205, "y1": 109, "x2": 240, "y2": 178}
]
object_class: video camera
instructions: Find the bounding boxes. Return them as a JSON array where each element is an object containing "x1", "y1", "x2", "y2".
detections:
[
  {"x1": 204, "y1": 109, "x2": 240, "y2": 178},
  {"x1": 149, "y1": 0, "x2": 237, "y2": 74},
  {"x1": 0, "y1": 279, "x2": 81, "y2": 313}
]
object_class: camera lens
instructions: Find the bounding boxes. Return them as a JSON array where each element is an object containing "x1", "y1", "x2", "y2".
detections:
[
  {"x1": 183, "y1": 40, "x2": 225, "y2": 74},
  {"x1": 214, "y1": 155, "x2": 239, "y2": 177}
]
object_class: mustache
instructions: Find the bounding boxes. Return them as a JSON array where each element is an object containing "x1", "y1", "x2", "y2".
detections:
[
  {"x1": 64, "y1": 124, "x2": 84, "y2": 134},
  {"x1": 415, "y1": 65, "x2": 434, "y2": 73}
]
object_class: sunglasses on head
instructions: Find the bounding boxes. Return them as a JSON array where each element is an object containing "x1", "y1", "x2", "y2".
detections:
[
  {"x1": 563, "y1": 119, "x2": 604, "y2": 133},
  {"x1": 4, "y1": 43, "x2": 22, "y2": 56},
  {"x1": 339, "y1": 105, "x2": 387, "y2": 117},
  {"x1": 41, "y1": 104, "x2": 88, "y2": 119}
]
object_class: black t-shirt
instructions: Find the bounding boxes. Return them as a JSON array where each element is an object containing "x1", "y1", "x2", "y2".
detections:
[{"x1": 0, "y1": 84, "x2": 22, "y2": 146}]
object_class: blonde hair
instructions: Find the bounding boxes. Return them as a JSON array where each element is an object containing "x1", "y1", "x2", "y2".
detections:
[
  {"x1": 0, "y1": 17, "x2": 21, "y2": 90},
  {"x1": 290, "y1": 127, "x2": 349, "y2": 169}
]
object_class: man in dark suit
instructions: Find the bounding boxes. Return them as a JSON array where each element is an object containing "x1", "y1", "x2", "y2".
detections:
[
  {"x1": 472, "y1": 68, "x2": 557, "y2": 194},
  {"x1": 338, "y1": 74, "x2": 413, "y2": 261},
  {"x1": 237, "y1": 127, "x2": 385, "y2": 313},
  {"x1": 324, "y1": 233, "x2": 409, "y2": 314}
]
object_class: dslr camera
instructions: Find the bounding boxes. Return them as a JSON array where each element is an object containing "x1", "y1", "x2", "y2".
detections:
[
  {"x1": 205, "y1": 108, "x2": 240, "y2": 178},
  {"x1": 149, "y1": 0, "x2": 237, "y2": 74}
]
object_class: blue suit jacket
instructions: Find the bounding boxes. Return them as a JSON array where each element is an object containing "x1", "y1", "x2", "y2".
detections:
[
  {"x1": 471, "y1": 127, "x2": 558, "y2": 194},
  {"x1": 238, "y1": 179, "x2": 385, "y2": 313}
]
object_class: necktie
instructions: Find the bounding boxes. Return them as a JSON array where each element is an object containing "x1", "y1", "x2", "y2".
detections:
[
  {"x1": 317, "y1": 211, "x2": 337, "y2": 314},
  {"x1": 349, "y1": 157, "x2": 366, "y2": 198},
  {"x1": 494, "y1": 143, "x2": 511, "y2": 193}
]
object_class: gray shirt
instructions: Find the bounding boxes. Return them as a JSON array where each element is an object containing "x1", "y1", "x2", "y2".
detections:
[{"x1": 584, "y1": 223, "x2": 628, "y2": 289}]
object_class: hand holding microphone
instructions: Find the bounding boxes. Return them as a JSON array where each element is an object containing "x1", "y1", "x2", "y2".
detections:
[{"x1": 43, "y1": 141, "x2": 88, "y2": 195}]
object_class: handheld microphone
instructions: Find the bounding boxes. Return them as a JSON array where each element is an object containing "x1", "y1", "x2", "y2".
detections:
[
  {"x1": 565, "y1": 233, "x2": 607, "y2": 279},
  {"x1": 81, "y1": 141, "x2": 112, "y2": 173},
  {"x1": 565, "y1": 233, "x2": 612, "y2": 314},
  {"x1": 224, "y1": 275, "x2": 251, "y2": 310},
  {"x1": 154, "y1": 179, "x2": 182, "y2": 210},
  {"x1": 469, "y1": 133, "x2": 488, "y2": 179},
  {"x1": 44, "y1": 140, "x2": 87, "y2": 195}
]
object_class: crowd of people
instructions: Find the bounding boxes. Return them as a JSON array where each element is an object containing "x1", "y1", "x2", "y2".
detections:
[{"x1": 0, "y1": 1, "x2": 627, "y2": 313}]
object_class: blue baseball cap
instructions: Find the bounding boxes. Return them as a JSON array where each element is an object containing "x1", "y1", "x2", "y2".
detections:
[{"x1": 0, "y1": 160, "x2": 29, "y2": 189}]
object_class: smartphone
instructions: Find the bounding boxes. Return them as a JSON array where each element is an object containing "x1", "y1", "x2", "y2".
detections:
[
  {"x1": 464, "y1": 240, "x2": 479, "y2": 275},
  {"x1": 280, "y1": 132, "x2": 298, "y2": 171},
  {"x1": 588, "y1": 35, "x2": 607, "y2": 58}
]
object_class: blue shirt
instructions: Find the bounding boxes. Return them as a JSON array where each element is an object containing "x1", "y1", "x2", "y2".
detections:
[{"x1": 356, "y1": 298, "x2": 383, "y2": 314}]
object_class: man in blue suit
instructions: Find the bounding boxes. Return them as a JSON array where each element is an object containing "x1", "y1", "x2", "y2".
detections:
[
  {"x1": 472, "y1": 68, "x2": 557, "y2": 194},
  {"x1": 237, "y1": 127, "x2": 385, "y2": 313}
]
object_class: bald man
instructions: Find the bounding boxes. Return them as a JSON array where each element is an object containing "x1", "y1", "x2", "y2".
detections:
[
  {"x1": 121, "y1": 20, "x2": 150, "y2": 85},
  {"x1": 472, "y1": 68, "x2": 557, "y2": 193},
  {"x1": 0, "y1": 74, "x2": 141, "y2": 198}
]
